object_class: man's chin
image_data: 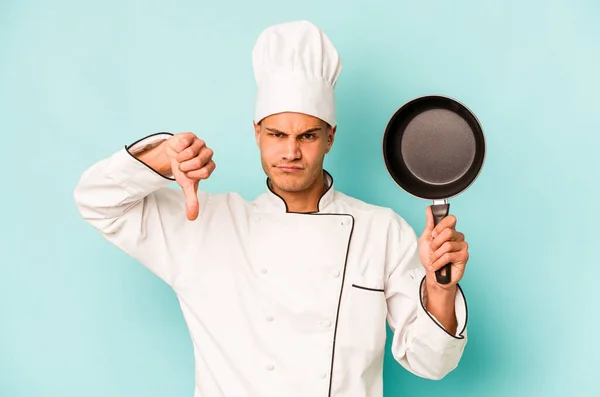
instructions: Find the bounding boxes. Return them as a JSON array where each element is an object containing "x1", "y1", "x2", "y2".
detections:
[
  {"x1": 271, "y1": 181, "x2": 304, "y2": 193},
  {"x1": 269, "y1": 175, "x2": 307, "y2": 193}
]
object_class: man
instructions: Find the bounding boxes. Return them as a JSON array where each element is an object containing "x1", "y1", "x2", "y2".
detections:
[{"x1": 74, "y1": 20, "x2": 469, "y2": 397}]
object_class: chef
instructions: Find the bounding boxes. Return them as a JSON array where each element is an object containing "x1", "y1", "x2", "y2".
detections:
[{"x1": 74, "y1": 20, "x2": 469, "y2": 397}]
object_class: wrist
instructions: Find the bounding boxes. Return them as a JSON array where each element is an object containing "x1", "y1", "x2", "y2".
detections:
[
  {"x1": 134, "y1": 141, "x2": 172, "y2": 176},
  {"x1": 423, "y1": 277, "x2": 459, "y2": 334},
  {"x1": 425, "y1": 277, "x2": 457, "y2": 300}
]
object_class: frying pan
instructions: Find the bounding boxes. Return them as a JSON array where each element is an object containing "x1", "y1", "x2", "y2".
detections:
[{"x1": 382, "y1": 95, "x2": 485, "y2": 284}]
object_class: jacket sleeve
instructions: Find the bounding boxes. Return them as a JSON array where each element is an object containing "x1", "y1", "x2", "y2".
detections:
[
  {"x1": 384, "y1": 213, "x2": 468, "y2": 380},
  {"x1": 73, "y1": 133, "x2": 209, "y2": 286}
]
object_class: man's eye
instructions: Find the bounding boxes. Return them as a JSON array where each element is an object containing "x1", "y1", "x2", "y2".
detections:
[
  {"x1": 302, "y1": 134, "x2": 315, "y2": 139},
  {"x1": 271, "y1": 133, "x2": 283, "y2": 138}
]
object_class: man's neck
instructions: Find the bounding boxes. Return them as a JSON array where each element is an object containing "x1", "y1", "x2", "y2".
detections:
[{"x1": 271, "y1": 171, "x2": 328, "y2": 213}]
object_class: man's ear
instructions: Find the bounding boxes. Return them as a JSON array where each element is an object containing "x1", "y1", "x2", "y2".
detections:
[
  {"x1": 325, "y1": 125, "x2": 336, "y2": 153},
  {"x1": 254, "y1": 121, "x2": 261, "y2": 146}
]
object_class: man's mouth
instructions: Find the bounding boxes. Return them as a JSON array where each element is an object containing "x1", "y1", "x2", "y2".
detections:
[{"x1": 276, "y1": 165, "x2": 303, "y2": 172}]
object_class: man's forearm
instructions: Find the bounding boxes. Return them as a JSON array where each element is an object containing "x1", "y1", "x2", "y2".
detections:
[{"x1": 425, "y1": 280, "x2": 458, "y2": 335}]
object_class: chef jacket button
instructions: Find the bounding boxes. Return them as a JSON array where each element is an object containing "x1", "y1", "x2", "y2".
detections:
[
  {"x1": 260, "y1": 268, "x2": 268, "y2": 275},
  {"x1": 266, "y1": 364, "x2": 274, "y2": 371},
  {"x1": 341, "y1": 218, "x2": 350, "y2": 226},
  {"x1": 253, "y1": 215, "x2": 261, "y2": 223},
  {"x1": 266, "y1": 315, "x2": 274, "y2": 322},
  {"x1": 319, "y1": 373, "x2": 328, "y2": 379},
  {"x1": 332, "y1": 270, "x2": 340, "y2": 278},
  {"x1": 322, "y1": 320, "x2": 332, "y2": 328}
]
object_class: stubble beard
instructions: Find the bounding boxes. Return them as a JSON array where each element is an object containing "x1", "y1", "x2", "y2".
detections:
[{"x1": 262, "y1": 159, "x2": 323, "y2": 194}]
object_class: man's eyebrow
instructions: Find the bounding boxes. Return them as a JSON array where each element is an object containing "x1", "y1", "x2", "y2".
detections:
[{"x1": 266, "y1": 127, "x2": 322, "y2": 135}]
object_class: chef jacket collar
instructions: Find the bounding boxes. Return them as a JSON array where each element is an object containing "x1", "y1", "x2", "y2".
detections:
[{"x1": 265, "y1": 170, "x2": 335, "y2": 213}]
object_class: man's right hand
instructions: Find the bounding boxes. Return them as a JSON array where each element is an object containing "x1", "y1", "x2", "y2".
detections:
[
  {"x1": 135, "y1": 132, "x2": 216, "y2": 221},
  {"x1": 166, "y1": 132, "x2": 216, "y2": 220}
]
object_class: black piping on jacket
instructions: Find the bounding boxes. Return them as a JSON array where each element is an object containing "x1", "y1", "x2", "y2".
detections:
[
  {"x1": 267, "y1": 170, "x2": 355, "y2": 397},
  {"x1": 125, "y1": 132, "x2": 176, "y2": 181}
]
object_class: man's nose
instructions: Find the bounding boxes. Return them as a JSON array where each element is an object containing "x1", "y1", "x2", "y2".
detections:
[{"x1": 283, "y1": 137, "x2": 301, "y2": 160}]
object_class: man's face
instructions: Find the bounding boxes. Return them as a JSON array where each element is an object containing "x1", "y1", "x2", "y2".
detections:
[{"x1": 254, "y1": 112, "x2": 336, "y2": 193}]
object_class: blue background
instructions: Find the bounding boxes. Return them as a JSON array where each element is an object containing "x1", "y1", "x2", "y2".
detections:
[{"x1": 1, "y1": 0, "x2": 598, "y2": 396}]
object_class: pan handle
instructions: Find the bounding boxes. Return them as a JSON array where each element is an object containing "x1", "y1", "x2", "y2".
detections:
[{"x1": 431, "y1": 203, "x2": 451, "y2": 284}]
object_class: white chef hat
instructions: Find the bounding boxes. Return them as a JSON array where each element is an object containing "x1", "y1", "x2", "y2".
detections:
[{"x1": 252, "y1": 20, "x2": 342, "y2": 127}]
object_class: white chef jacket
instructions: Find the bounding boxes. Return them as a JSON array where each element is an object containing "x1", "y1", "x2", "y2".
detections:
[{"x1": 73, "y1": 133, "x2": 468, "y2": 397}]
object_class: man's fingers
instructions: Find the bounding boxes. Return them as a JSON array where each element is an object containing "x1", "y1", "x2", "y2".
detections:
[
  {"x1": 182, "y1": 182, "x2": 199, "y2": 221},
  {"x1": 431, "y1": 228, "x2": 456, "y2": 251},
  {"x1": 429, "y1": 241, "x2": 468, "y2": 265},
  {"x1": 428, "y1": 250, "x2": 469, "y2": 272},
  {"x1": 178, "y1": 148, "x2": 213, "y2": 172},
  {"x1": 174, "y1": 132, "x2": 197, "y2": 153},
  {"x1": 431, "y1": 214, "x2": 457, "y2": 238},
  {"x1": 167, "y1": 132, "x2": 214, "y2": 221},
  {"x1": 176, "y1": 138, "x2": 207, "y2": 163},
  {"x1": 184, "y1": 160, "x2": 216, "y2": 180}
]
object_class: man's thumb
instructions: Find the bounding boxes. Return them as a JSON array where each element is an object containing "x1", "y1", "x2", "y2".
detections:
[
  {"x1": 424, "y1": 206, "x2": 435, "y2": 233},
  {"x1": 182, "y1": 182, "x2": 199, "y2": 221}
]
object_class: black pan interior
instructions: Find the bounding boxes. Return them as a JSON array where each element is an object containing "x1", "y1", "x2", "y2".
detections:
[{"x1": 383, "y1": 96, "x2": 485, "y2": 200}]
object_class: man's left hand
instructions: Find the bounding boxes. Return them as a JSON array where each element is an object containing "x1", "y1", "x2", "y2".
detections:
[{"x1": 419, "y1": 206, "x2": 469, "y2": 288}]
